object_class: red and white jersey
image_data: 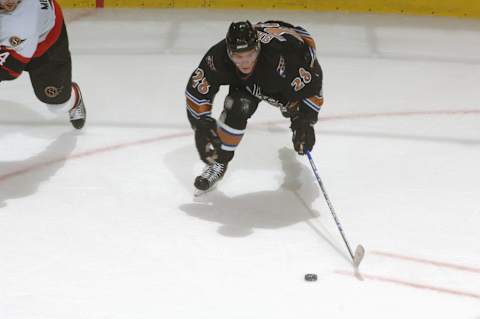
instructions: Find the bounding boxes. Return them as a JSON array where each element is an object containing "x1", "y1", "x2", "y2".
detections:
[{"x1": 0, "y1": 0, "x2": 64, "y2": 80}]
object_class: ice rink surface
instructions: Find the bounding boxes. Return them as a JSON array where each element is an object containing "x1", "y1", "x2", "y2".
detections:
[{"x1": 1, "y1": 8, "x2": 480, "y2": 318}]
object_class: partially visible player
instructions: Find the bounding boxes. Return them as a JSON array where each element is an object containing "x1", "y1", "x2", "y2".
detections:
[
  {"x1": 0, "y1": 0, "x2": 86, "y2": 129},
  {"x1": 185, "y1": 20, "x2": 323, "y2": 192}
]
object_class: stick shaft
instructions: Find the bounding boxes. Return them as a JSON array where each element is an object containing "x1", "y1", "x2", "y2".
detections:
[{"x1": 306, "y1": 150, "x2": 355, "y2": 261}]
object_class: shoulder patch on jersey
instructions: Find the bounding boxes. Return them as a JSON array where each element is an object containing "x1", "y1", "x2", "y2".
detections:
[
  {"x1": 206, "y1": 55, "x2": 216, "y2": 71},
  {"x1": 9, "y1": 36, "x2": 26, "y2": 48},
  {"x1": 257, "y1": 31, "x2": 272, "y2": 44}
]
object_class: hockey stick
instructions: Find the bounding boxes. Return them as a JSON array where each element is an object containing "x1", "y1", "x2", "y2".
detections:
[{"x1": 305, "y1": 150, "x2": 365, "y2": 268}]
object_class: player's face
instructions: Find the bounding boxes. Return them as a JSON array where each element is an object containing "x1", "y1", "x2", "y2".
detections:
[
  {"x1": 0, "y1": 0, "x2": 19, "y2": 11},
  {"x1": 229, "y1": 48, "x2": 259, "y2": 74}
]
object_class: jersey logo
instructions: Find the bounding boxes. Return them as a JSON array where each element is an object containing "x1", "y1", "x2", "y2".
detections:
[
  {"x1": 246, "y1": 84, "x2": 283, "y2": 107},
  {"x1": 45, "y1": 86, "x2": 63, "y2": 98},
  {"x1": 9, "y1": 36, "x2": 26, "y2": 48}
]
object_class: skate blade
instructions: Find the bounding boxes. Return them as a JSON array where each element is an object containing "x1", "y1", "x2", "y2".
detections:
[
  {"x1": 194, "y1": 188, "x2": 210, "y2": 197},
  {"x1": 193, "y1": 177, "x2": 223, "y2": 197},
  {"x1": 193, "y1": 185, "x2": 217, "y2": 197}
]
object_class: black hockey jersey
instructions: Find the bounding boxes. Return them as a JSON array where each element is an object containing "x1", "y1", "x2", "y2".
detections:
[{"x1": 185, "y1": 21, "x2": 324, "y2": 121}]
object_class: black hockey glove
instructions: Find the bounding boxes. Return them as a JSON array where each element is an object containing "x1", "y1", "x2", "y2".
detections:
[
  {"x1": 194, "y1": 116, "x2": 222, "y2": 164},
  {"x1": 290, "y1": 115, "x2": 315, "y2": 155}
]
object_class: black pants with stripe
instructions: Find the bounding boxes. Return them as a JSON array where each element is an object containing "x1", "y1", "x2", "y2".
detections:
[
  {"x1": 217, "y1": 86, "x2": 260, "y2": 163},
  {"x1": 26, "y1": 23, "x2": 72, "y2": 105}
]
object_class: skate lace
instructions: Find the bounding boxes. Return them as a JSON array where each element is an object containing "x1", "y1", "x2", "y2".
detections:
[
  {"x1": 201, "y1": 162, "x2": 225, "y2": 182},
  {"x1": 69, "y1": 103, "x2": 85, "y2": 120}
]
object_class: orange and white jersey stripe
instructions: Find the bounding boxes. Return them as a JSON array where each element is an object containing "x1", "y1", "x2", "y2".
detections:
[
  {"x1": 302, "y1": 94, "x2": 324, "y2": 113},
  {"x1": 217, "y1": 120, "x2": 246, "y2": 152},
  {"x1": 185, "y1": 90, "x2": 213, "y2": 119}
]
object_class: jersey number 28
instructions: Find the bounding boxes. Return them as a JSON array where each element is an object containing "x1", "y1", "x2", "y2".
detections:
[
  {"x1": 291, "y1": 68, "x2": 312, "y2": 92},
  {"x1": 192, "y1": 68, "x2": 210, "y2": 95}
]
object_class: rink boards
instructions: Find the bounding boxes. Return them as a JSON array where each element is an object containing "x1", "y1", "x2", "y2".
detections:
[{"x1": 58, "y1": 0, "x2": 480, "y2": 19}]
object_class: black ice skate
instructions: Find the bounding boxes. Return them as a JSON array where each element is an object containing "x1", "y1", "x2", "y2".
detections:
[
  {"x1": 194, "y1": 161, "x2": 228, "y2": 195},
  {"x1": 69, "y1": 82, "x2": 86, "y2": 129}
]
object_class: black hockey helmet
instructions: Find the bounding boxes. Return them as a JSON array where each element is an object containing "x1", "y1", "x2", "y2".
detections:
[{"x1": 226, "y1": 21, "x2": 260, "y2": 56}]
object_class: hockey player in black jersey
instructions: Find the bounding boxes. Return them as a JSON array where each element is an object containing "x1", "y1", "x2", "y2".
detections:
[{"x1": 186, "y1": 20, "x2": 323, "y2": 192}]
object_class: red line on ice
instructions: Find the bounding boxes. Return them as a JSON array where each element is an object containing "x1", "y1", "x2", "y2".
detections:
[
  {"x1": 259, "y1": 108, "x2": 480, "y2": 127},
  {"x1": 318, "y1": 109, "x2": 480, "y2": 122},
  {"x1": 335, "y1": 270, "x2": 480, "y2": 300},
  {"x1": 370, "y1": 251, "x2": 480, "y2": 274},
  {"x1": 1, "y1": 108, "x2": 479, "y2": 183},
  {"x1": 0, "y1": 131, "x2": 192, "y2": 182}
]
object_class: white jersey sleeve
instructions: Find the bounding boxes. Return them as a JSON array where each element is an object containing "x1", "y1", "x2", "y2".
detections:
[{"x1": 0, "y1": 0, "x2": 60, "y2": 80}]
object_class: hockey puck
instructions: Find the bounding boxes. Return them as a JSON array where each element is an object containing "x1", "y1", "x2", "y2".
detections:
[{"x1": 304, "y1": 273, "x2": 318, "y2": 281}]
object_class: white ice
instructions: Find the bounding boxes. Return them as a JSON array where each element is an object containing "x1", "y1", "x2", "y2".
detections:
[{"x1": 1, "y1": 8, "x2": 480, "y2": 319}]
